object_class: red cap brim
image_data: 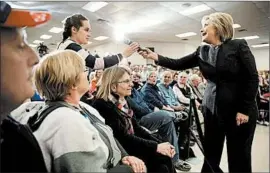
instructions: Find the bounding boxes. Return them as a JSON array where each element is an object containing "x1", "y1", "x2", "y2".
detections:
[{"x1": 4, "y1": 8, "x2": 51, "y2": 27}]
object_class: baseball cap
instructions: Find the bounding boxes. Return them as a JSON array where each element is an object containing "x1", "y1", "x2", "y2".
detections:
[{"x1": 0, "y1": 1, "x2": 51, "y2": 27}]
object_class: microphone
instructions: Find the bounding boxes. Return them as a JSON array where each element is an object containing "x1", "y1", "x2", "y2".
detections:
[{"x1": 123, "y1": 38, "x2": 148, "y2": 52}]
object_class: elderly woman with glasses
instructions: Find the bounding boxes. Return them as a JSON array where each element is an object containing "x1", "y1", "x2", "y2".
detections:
[{"x1": 92, "y1": 66, "x2": 177, "y2": 173}]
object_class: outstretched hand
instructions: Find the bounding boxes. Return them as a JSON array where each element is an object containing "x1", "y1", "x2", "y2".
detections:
[
  {"x1": 138, "y1": 48, "x2": 158, "y2": 61},
  {"x1": 122, "y1": 42, "x2": 140, "y2": 58}
]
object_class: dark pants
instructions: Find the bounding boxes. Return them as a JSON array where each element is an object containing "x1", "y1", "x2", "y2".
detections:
[
  {"x1": 137, "y1": 152, "x2": 176, "y2": 173},
  {"x1": 201, "y1": 107, "x2": 257, "y2": 173},
  {"x1": 139, "y1": 110, "x2": 179, "y2": 163}
]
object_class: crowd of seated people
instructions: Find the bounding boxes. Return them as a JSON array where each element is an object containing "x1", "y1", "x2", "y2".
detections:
[
  {"x1": 9, "y1": 49, "x2": 269, "y2": 172},
  {"x1": 256, "y1": 72, "x2": 270, "y2": 126},
  {"x1": 3, "y1": 2, "x2": 268, "y2": 172}
]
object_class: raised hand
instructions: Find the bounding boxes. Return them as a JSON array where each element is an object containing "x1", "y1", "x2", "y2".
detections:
[{"x1": 122, "y1": 42, "x2": 140, "y2": 58}]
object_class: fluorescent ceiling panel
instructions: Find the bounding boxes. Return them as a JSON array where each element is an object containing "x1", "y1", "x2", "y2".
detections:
[
  {"x1": 29, "y1": 44, "x2": 38, "y2": 47},
  {"x1": 252, "y1": 43, "x2": 269, "y2": 48},
  {"x1": 179, "y1": 4, "x2": 211, "y2": 16},
  {"x1": 49, "y1": 27, "x2": 63, "y2": 33},
  {"x1": 33, "y1": 40, "x2": 44, "y2": 44},
  {"x1": 82, "y1": 2, "x2": 108, "y2": 12},
  {"x1": 176, "y1": 32, "x2": 197, "y2": 38},
  {"x1": 94, "y1": 36, "x2": 109, "y2": 41},
  {"x1": 233, "y1": 24, "x2": 241, "y2": 28},
  {"x1": 40, "y1": 34, "x2": 52, "y2": 39},
  {"x1": 237, "y1": 35, "x2": 259, "y2": 40}
]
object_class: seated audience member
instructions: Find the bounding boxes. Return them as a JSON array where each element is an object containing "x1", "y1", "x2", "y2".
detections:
[
  {"x1": 90, "y1": 69, "x2": 103, "y2": 94},
  {"x1": 128, "y1": 87, "x2": 191, "y2": 171},
  {"x1": 157, "y1": 71, "x2": 186, "y2": 111},
  {"x1": 141, "y1": 66, "x2": 148, "y2": 83},
  {"x1": 132, "y1": 72, "x2": 144, "y2": 91},
  {"x1": 198, "y1": 75, "x2": 206, "y2": 96},
  {"x1": 16, "y1": 50, "x2": 146, "y2": 173},
  {"x1": 92, "y1": 66, "x2": 178, "y2": 173},
  {"x1": 0, "y1": 2, "x2": 51, "y2": 172},
  {"x1": 189, "y1": 74, "x2": 204, "y2": 103},
  {"x1": 256, "y1": 76, "x2": 269, "y2": 126},
  {"x1": 173, "y1": 72, "x2": 200, "y2": 107},
  {"x1": 141, "y1": 71, "x2": 175, "y2": 113},
  {"x1": 170, "y1": 72, "x2": 178, "y2": 87},
  {"x1": 157, "y1": 71, "x2": 195, "y2": 150}
]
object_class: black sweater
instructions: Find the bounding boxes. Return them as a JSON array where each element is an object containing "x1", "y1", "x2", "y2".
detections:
[{"x1": 92, "y1": 98, "x2": 161, "y2": 157}]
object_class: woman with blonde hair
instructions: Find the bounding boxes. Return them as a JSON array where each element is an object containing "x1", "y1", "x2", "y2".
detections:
[
  {"x1": 140, "y1": 12, "x2": 258, "y2": 173},
  {"x1": 92, "y1": 66, "x2": 177, "y2": 173},
  {"x1": 24, "y1": 50, "x2": 145, "y2": 173}
]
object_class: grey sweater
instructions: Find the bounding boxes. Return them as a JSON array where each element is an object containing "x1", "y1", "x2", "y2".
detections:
[{"x1": 11, "y1": 101, "x2": 124, "y2": 172}]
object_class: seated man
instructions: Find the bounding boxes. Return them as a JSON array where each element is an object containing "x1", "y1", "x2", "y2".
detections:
[
  {"x1": 141, "y1": 71, "x2": 174, "y2": 113},
  {"x1": 157, "y1": 71, "x2": 186, "y2": 112},
  {"x1": 128, "y1": 87, "x2": 191, "y2": 171},
  {"x1": 157, "y1": 71, "x2": 195, "y2": 149},
  {"x1": 173, "y1": 72, "x2": 201, "y2": 108},
  {"x1": 189, "y1": 74, "x2": 204, "y2": 104},
  {"x1": 173, "y1": 72, "x2": 204, "y2": 124}
]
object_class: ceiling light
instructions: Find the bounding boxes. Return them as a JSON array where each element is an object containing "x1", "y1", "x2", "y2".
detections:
[
  {"x1": 252, "y1": 43, "x2": 269, "y2": 48},
  {"x1": 33, "y1": 40, "x2": 44, "y2": 44},
  {"x1": 88, "y1": 41, "x2": 92, "y2": 44},
  {"x1": 40, "y1": 34, "x2": 52, "y2": 39},
  {"x1": 17, "y1": 2, "x2": 36, "y2": 4},
  {"x1": 94, "y1": 36, "x2": 109, "y2": 41},
  {"x1": 82, "y1": 2, "x2": 108, "y2": 12},
  {"x1": 179, "y1": 4, "x2": 211, "y2": 16},
  {"x1": 29, "y1": 44, "x2": 38, "y2": 48},
  {"x1": 233, "y1": 24, "x2": 241, "y2": 28},
  {"x1": 236, "y1": 35, "x2": 259, "y2": 40},
  {"x1": 134, "y1": 19, "x2": 162, "y2": 28},
  {"x1": 49, "y1": 27, "x2": 63, "y2": 33},
  {"x1": 176, "y1": 32, "x2": 197, "y2": 38},
  {"x1": 114, "y1": 31, "x2": 125, "y2": 42}
]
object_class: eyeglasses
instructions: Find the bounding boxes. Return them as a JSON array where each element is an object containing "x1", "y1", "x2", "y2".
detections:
[{"x1": 117, "y1": 79, "x2": 132, "y2": 84}]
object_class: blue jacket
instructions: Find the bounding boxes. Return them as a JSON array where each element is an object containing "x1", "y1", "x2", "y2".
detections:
[
  {"x1": 141, "y1": 83, "x2": 169, "y2": 110},
  {"x1": 128, "y1": 89, "x2": 152, "y2": 120},
  {"x1": 157, "y1": 83, "x2": 180, "y2": 107}
]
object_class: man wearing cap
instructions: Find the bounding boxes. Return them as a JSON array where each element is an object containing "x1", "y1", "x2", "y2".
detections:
[{"x1": 0, "y1": 1, "x2": 51, "y2": 172}]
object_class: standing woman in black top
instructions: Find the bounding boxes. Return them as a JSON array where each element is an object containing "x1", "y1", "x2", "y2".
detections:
[
  {"x1": 139, "y1": 12, "x2": 258, "y2": 173},
  {"x1": 58, "y1": 14, "x2": 139, "y2": 70}
]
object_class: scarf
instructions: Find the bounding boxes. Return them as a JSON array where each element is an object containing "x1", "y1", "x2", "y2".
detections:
[{"x1": 109, "y1": 94, "x2": 134, "y2": 135}]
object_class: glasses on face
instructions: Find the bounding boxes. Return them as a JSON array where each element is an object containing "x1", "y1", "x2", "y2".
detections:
[{"x1": 117, "y1": 79, "x2": 132, "y2": 84}]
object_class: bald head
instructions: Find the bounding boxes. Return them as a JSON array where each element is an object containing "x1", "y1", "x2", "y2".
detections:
[{"x1": 161, "y1": 71, "x2": 173, "y2": 86}]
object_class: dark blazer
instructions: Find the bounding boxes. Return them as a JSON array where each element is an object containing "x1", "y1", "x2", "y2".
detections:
[
  {"x1": 141, "y1": 83, "x2": 169, "y2": 110},
  {"x1": 92, "y1": 98, "x2": 162, "y2": 157},
  {"x1": 155, "y1": 39, "x2": 259, "y2": 119}
]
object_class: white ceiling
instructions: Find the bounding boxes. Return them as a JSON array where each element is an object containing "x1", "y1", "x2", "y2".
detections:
[{"x1": 11, "y1": 1, "x2": 270, "y2": 50}]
